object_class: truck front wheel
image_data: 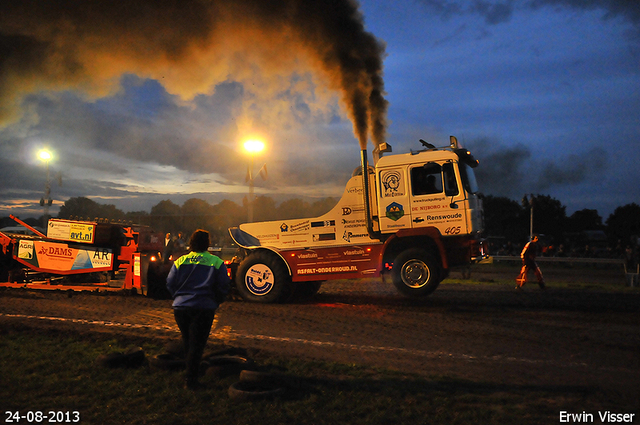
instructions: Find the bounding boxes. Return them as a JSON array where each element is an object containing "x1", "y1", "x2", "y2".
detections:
[
  {"x1": 391, "y1": 248, "x2": 441, "y2": 297},
  {"x1": 236, "y1": 251, "x2": 291, "y2": 303}
]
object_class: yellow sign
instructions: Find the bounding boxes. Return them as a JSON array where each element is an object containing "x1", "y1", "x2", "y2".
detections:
[
  {"x1": 69, "y1": 223, "x2": 94, "y2": 243},
  {"x1": 47, "y1": 220, "x2": 95, "y2": 243}
]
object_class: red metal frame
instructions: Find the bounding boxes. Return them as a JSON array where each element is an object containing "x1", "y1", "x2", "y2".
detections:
[
  {"x1": 9, "y1": 215, "x2": 47, "y2": 238},
  {"x1": 1, "y1": 217, "x2": 163, "y2": 294}
]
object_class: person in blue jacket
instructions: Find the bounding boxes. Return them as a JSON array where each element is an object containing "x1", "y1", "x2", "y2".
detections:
[{"x1": 166, "y1": 229, "x2": 230, "y2": 390}]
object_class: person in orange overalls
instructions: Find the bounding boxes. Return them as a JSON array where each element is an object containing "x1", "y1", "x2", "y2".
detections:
[{"x1": 516, "y1": 235, "x2": 546, "y2": 290}]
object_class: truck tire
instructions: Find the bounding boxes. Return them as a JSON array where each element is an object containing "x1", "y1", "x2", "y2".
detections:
[
  {"x1": 391, "y1": 248, "x2": 440, "y2": 297},
  {"x1": 235, "y1": 251, "x2": 291, "y2": 303}
]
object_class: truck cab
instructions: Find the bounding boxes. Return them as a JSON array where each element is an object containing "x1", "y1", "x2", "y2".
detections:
[
  {"x1": 229, "y1": 136, "x2": 486, "y2": 303},
  {"x1": 375, "y1": 140, "x2": 483, "y2": 238}
]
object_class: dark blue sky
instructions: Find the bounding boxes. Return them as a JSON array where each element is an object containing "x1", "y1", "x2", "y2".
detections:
[{"x1": 1, "y1": 0, "x2": 638, "y2": 220}]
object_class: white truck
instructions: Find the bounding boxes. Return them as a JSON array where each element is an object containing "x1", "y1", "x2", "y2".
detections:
[{"x1": 228, "y1": 136, "x2": 487, "y2": 302}]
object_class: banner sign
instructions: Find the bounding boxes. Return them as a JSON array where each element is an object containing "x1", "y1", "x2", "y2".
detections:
[
  {"x1": 16, "y1": 239, "x2": 113, "y2": 273},
  {"x1": 47, "y1": 220, "x2": 96, "y2": 243}
]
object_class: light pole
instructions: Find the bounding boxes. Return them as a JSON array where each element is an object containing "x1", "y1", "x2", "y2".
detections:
[
  {"x1": 522, "y1": 194, "x2": 534, "y2": 241},
  {"x1": 243, "y1": 139, "x2": 266, "y2": 222},
  {"x1": 38, "y1": 149, "x2": 53, "y2": 228}
]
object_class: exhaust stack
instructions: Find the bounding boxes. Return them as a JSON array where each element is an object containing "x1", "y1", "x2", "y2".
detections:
[{"x1": 360, "y1": 149, "x2": 381, "y2": 240}]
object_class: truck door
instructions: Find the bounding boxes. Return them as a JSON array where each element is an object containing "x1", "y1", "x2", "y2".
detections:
[
  {"x1": 378, "y1": 167, "x2": 412, "y2": 232},
  {"x1": 408, "y1": 162, "x2": 466, "y2": 234}
]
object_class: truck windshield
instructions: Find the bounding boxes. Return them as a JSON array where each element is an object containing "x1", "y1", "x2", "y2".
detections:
[{"x1": 459, "y1": 163, "x2": 479, "y2": 194}]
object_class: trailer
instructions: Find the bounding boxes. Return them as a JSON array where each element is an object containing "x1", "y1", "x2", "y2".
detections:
[{"x1": 0, "y1": 215, "x2": 169, "y2": 297}]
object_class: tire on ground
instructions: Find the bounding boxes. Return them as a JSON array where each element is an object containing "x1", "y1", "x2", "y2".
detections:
[
  {"x1": 391, "y1": 248, "x2": 441, "y2": 297},
  {"x1": 163, "y1": 339, "x2": 185, "y2": 358},
  {"x1": 203, "y1": 355, "x2": 256, "y2": 378},
  {"x1": 235, "y1": 251, "x2": 291, "y2": 303},
  {"x1": 148, "y1": 353, "x2": 185, "y2": 370},
  {"x1": 228, "y1": 380, "x2": 285, "y2": 402},
  {"x1": 95, "y1": 347, "x2": 146, "y2": 368}
]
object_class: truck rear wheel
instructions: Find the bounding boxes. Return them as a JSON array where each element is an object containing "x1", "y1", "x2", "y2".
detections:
[
  {"x1": 236, "y1": 251, "x2": 290, "y2": 303},
  {"x1": 391, "y1": 248, "x2": 440, "y2": 297}
]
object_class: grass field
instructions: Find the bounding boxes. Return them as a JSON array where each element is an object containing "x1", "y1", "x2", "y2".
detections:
[
  {"x1": 2, "y1": 264, "x2": 637, "y2": 425},
  {"x1": 1, "y1": 320, "x2": 622, "y2": 425}
]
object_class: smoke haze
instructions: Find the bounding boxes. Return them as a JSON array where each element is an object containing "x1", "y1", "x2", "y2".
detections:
[
  {"x1": 472, "y1": 139, "x2": 609, "y2": 199},
  {"x1": 0, "y1": 0, "x2": 387, "y2": 149}
]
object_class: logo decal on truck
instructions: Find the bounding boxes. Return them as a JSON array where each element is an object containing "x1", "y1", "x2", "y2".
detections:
[
  {"x1": 386, "y1": 202, "x2": 404, "y2": 221},
  {"x1": 280, "y1": 220, "x2": 310, "y2": 233},
  {"x1": 381, "y1": 170, "x2": 404, "y2": 197},
  {"x1": 311, "y1": 220, "x2": 335, "y2": 227},
  {"x1": 313, "y1": 233, "x2": 336, "y2": 242},
  {"x1": 246, "y1": 265, "x2": 274, "y2": 296}
]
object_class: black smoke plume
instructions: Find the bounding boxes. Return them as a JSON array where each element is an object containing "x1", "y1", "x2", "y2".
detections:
[{"x1": 0, "y1": 0, "x2": 387, "y2": 149}]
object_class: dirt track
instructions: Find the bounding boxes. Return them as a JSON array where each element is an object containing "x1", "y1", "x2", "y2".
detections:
[{"x1": 1, "y1": 264, "x2": 639, "y2": 410}]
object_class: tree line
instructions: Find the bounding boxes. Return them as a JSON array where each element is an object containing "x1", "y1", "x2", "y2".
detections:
[
  {"x1": 3, "y1": 194, "x2": 639, "y2": 258},
  {"x1": 483, "y1": 195, "x2": 640, "y2": 258},
  {"x1": 54, "y1": 196, "x2": 338, "y2": 246}
]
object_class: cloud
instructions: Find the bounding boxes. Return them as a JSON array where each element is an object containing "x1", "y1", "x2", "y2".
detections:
[
  {"x1": 418, "y1": 0, "x2": 640, "y2": 33},
  {"x1": 472, "y1": 1, "x2": 515, "y2": 25},
  {"x1": 416, "y1": 0, "x2": 464, "y2": 21},
  {"x1": 18, "y1": 88, "x2": 242, "y2": 175},
  {"x1": 529, "y1": 1, "x2": 640, "y2": 25},
  {"x1": 0, "y1": 0, "x2": 389, "y2": 217},
  {"x1": 416, "y1": 0, "x2": 516, "y2": 25},
  {"x1": 0, "y1": 0, "x2": 387, "y2": 148},
  {"x1": 10, "y1": 75, "x2": 353, "y2": 180}
]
